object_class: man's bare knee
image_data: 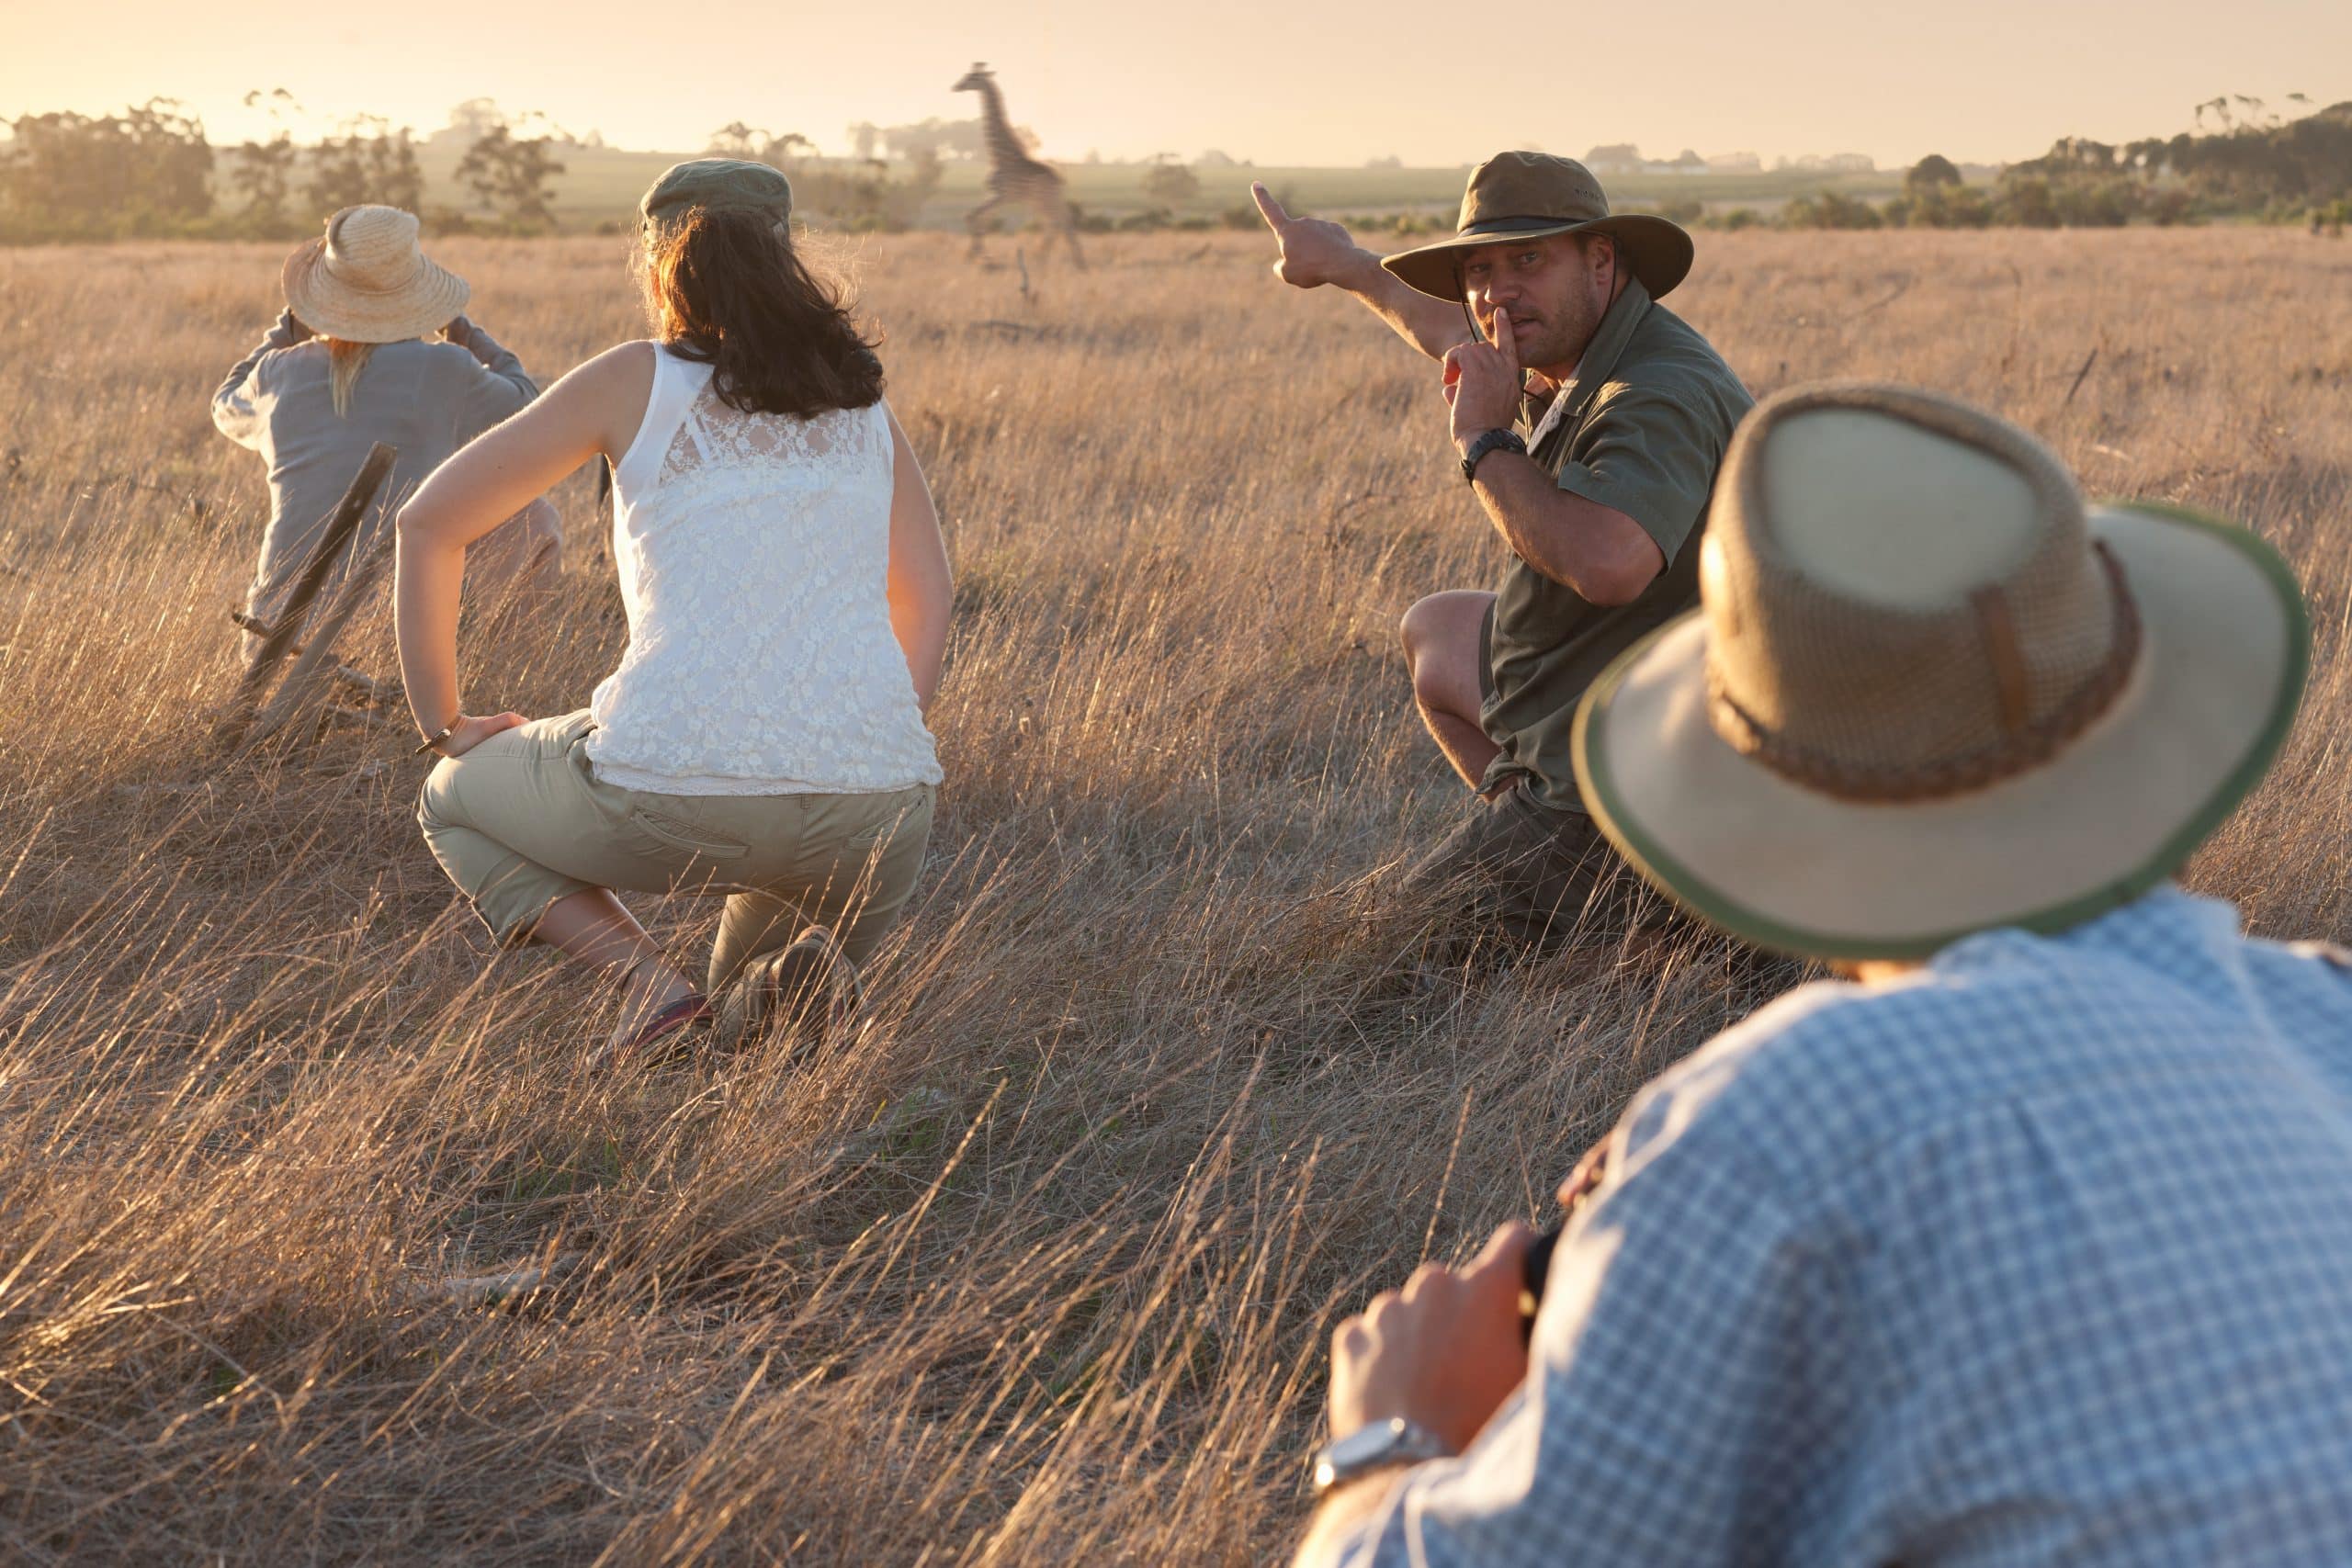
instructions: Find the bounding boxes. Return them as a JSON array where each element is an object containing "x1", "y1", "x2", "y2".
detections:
[
  {"x1": 1403, "y1": 592, "x2": 1487, "y2": 696},
  {"x1": 1401, "y1": 593, "x2": 1452, "y2": 671}
]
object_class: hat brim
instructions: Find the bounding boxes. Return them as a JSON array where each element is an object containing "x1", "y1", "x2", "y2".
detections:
[
  {"x1": 1380, "y1": 213, "x2": 1695, "y2": 303},
  {"x1": 1570, "y1": 502, "x2": 2311, "y2": 961},
  {"x1": 280, "y1": 237, "x2": 470, "y2": 344}
]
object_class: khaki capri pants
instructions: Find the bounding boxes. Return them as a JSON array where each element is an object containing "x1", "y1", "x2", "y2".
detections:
[{"x1": 418, "y1": 711, "x2": 934, "y2": 992}]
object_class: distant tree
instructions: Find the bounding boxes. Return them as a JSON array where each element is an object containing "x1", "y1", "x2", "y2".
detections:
[
  {"x1": 0, "y1": 98, "x2": 213, "y2": 236},
  {"x1": 229, "y1": 133, "x2": 297, "y2": 223},
  {"x1": 1142, "y1": 153, "x2": 1199, "y2": 203},
  {"x1": 760, "y1": 131, "x2": 815, "y2": 168},
  {"x1": 225, "y1": 88, "x2": 303, "y2": 228},
  {"x1": 878, "y1": 118, "x2": 989, "y2": 161},
  {"x1": 707, "y1": 125, "x2": 816, "y2": 170},
  {"x1": 1999, "y1": 176, "x2": 2060, "y2": 229},
  {"x1": 308, "y1": 116, "x2": 424, "y2": 216},
  {"x1": 444, "y1": 97, "x2": 506, "y2": 143},
  {"x1": 902, "y1": 145, "x2": 943, "y2": 197},
  {"x1": 707, "y1": 121, "x2": 763, "y2": 158},
  {"x1": 1905, "y1": 153, "x2": 1962, "y2": 193},
  {"x1": 456, "y1": 123, "x2": 565, "y2": 229},
  {"x1": 849, "y1": 121, "x2": 879, "y2": 161},
  {"x1": 1781, "y1": 188, "x2": 1882, "y2": 230}
]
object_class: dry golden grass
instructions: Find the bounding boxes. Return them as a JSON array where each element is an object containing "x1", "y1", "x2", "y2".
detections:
[{"x1": 0, "y1": 228, "x2": 2345, "y2": 1562}]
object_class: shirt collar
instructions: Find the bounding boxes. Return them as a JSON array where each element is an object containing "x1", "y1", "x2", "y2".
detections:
[
  {"x1": 1527, "y1": 276, "x2": 1654, "y2": 450},
  {"x1": 1928, "y1": 885, "x2": 2242, "y2": 980}
]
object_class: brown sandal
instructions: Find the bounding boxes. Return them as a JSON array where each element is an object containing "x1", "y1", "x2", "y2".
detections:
[{"x1": 608, "y1": 992, "x2": 712, "y2": 1066}]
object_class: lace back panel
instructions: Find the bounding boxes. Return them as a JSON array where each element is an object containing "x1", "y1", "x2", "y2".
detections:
[{"x1": 583, "y1": 345, "x2": 941, "y2": 796}]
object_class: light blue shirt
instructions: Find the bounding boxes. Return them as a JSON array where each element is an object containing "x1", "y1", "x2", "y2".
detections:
[
  {"x1": 212, "y1": 310, "x2": 538, "y2": 629},
  {"x1": 1326, "y1": 888, "x2": 2352, "y2": 1566}
]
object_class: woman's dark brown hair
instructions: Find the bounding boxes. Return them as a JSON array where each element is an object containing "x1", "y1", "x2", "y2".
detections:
[{"x1": 639, "y1": 209, "x2": 884, "y2": 418}]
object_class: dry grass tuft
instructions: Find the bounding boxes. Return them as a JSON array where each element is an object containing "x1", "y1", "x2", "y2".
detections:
[{"x1": 0, "y1": 228, "x2": 2345, "y2": 1562}]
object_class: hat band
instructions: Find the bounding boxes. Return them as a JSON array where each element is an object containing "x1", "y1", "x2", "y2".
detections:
[
  {"x1": 1458, "y1": 215, "x2": 1592, "y2": 237},
  {"x1": 1706, "y1": 543, "x2": 2145, "y2": 804},
  {"x1": 328, "y1": 257, "x2": 426, "y2": 296}
]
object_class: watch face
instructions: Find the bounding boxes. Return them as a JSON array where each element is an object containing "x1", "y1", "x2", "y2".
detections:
[
  {"x1": 1326, "y1": 1418, "x2": 1408, "y2": 1472},
  {"x1": 1314, "y1": 1417, "x2": 1448, "y2": 1491}
]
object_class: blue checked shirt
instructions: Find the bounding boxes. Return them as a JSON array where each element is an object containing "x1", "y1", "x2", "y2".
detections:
[{"x1": 1321, "y1": 888, "x2": 2352, "y2": 1566}]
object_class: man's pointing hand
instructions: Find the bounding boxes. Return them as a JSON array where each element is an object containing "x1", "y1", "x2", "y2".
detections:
[{"x1": 1252, "y1": 181, "x2": 1371, "y2": 291}]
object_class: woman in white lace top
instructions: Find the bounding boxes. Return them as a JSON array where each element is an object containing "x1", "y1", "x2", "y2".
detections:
[{"x1": 394, "y1": 159, "x2": 951, "y2": 1061}]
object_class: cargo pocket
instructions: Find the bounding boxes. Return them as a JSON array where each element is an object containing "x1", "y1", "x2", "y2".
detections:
[{"x1": 627, "y1": 803, "x2": 752, "y2": 860}]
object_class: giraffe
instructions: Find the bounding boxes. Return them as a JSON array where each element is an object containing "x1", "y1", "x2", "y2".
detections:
[{"x1": 951, "y1": 63, "x2": 1086, "y2": 269}]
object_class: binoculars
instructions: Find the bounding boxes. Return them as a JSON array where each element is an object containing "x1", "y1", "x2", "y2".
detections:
[{"x1": 1518, "y1": 1224, "x2": 1561, "y2": 1340}]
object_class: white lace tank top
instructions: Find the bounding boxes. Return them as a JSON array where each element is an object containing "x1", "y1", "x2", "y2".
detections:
[{"x1": 582, "y1": 344, "x2": 943, "y2": 795}]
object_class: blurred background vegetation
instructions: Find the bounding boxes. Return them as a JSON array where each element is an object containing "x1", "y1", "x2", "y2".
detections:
[{"x1": 4, "y1": 91, "x2": 2346, "y2": 244}]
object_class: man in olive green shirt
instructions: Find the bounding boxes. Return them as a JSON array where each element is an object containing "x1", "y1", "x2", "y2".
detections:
[{"x1": 1255, "y1": 152, "x2": 1753, "y2": 953}]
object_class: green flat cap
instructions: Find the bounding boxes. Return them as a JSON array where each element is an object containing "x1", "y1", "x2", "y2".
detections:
[{"x1": 640, "y1": 158, "x2": 794, "y2": 227}]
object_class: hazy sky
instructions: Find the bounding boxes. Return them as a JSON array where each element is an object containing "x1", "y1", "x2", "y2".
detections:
[{"x1": 4, "y1": 0, "x2": 2345, "y2": 167}]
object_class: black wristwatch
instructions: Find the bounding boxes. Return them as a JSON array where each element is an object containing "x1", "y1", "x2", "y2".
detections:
[{"x1": 1459, "y1": 428, "x2": 1528, "y2": 486}]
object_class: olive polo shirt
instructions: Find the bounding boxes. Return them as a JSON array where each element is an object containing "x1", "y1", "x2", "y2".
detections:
[{"x1": 1478, "y1": 278, "x2": 1753, "y2": 810}]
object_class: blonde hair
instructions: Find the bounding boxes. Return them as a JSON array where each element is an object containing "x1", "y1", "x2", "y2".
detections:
[{"x1": 325, "y1": 338, "x2": 378, "y2": 416}]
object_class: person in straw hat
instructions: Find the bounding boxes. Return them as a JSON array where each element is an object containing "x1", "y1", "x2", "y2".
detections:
[
  {"x1": 396, "y1": 160, "x2": 950, "y2": 1064},
  {"x1": 1254, "y1": 153, "x2": 1752, "y2": 959},
  {"x1": 1293, "y1": 385, "x2": 2352, "y2": 1566},
  {"x1": 213, "y1": 204, "x2": 560, "y2": 663}
]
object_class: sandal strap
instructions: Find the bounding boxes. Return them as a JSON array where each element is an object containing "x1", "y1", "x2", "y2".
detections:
[{"x1": 614, "y1": 992, "x2": 712, "y2": 1058}]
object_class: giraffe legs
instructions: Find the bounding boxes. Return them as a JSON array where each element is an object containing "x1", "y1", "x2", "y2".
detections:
[
  {"x1": 1016, "y1": 193, "x2": 1086, "y2": 270},
  {"x1": 965, "y1": 196, "x2": 1007, "y2": 260}
]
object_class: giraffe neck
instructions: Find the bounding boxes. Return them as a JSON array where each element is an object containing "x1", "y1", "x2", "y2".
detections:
[{"x1": 975, "y1": 80, "x2": 1033, "y2": 170}]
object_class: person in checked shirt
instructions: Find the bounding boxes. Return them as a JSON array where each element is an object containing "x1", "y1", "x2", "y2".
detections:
[{"x1": 1296, "y1": 383, "x2": 2352, "y2": 1566}]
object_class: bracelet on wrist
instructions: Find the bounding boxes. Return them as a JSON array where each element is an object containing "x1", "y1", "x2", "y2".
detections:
[{"x1": 413, "y1": 720, "x2": 458, "y2": 757}]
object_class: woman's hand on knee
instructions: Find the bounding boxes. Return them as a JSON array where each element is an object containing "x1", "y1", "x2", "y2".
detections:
[{"x1": 440, "y1": 712, "x2": 530, "y2": 759}]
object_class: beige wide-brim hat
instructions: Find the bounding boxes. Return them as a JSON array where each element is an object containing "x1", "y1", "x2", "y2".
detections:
[
  {"x1": 281, "y1": 205, "x2": 469, "y2": 344},
  {"x1": 1381, "y1": 151, "x2": 1694, "y2": 303},
  {"x1": 1572, "y1": 383, "x2": 2311, "y2": 961}
]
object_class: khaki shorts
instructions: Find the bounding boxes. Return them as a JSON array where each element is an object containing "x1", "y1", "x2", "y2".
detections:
[
  {"x1": 1396, "y1": 783, "x2": 1691, "y2": 958},
  {"x1": 418, "y1": 711, "x2": 934, "y2": 992}
]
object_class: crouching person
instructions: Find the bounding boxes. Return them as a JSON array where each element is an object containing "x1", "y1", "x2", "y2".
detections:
[
  {"x1": 213, "y1": 205, "x2": 559, "y2": 660},
  {"x1": 1296, "y1": 385, "x2": 2352, "y2": 1565},
  {"x1": 396, "y1": 161, "x2": 952, "y2": 1061}
]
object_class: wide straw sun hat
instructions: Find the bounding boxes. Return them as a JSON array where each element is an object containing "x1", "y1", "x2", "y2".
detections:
[
  {"x1": 1381, "y1": 152, "x2": 1694, "y2": 303},
  {"x1": 281, "y1": 205, "x2": 469, "y2": 344},
  {"x1": 1571, "y1": 383, "x2": 2311, "y2": 961}
]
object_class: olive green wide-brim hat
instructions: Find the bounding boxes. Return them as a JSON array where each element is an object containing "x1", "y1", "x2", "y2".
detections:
[
  {"x1": 1571, "y1": 383, "x2": 2311, "y2": 962},
  {"x1": 1381, "y1": 151, "x2": 1695, "y2": 303}
]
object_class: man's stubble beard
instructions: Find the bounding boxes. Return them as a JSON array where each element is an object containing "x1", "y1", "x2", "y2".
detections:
[{"x1": 1519, "y1": 313, "x2": 1591, "y2": 379}]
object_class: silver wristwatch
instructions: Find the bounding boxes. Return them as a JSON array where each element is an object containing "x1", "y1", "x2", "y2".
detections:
[{"x1": 1311, "y1": 1416, "x2": 1452, "y2": 1493}]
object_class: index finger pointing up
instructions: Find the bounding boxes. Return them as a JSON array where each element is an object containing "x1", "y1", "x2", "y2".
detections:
[
  {"x1": 1491, "y1": 305, "x2": 1520, "y2": 371},
  {"x1": 1250, "y1": 181, "x2": 1291, "y2": 229}
]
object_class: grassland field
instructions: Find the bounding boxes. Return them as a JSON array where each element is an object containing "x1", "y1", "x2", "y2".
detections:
[{"x1": 0, "y1": 227, "x2": 2346, "y2": 1562}]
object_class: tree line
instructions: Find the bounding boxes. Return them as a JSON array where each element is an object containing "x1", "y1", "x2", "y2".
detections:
[
  {"x1": 0, "y1": 95, "x2": 570, "y2": 243},
  {"x1": 1773, "y1": 98, "x2": 2352, "y2": 232}
]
